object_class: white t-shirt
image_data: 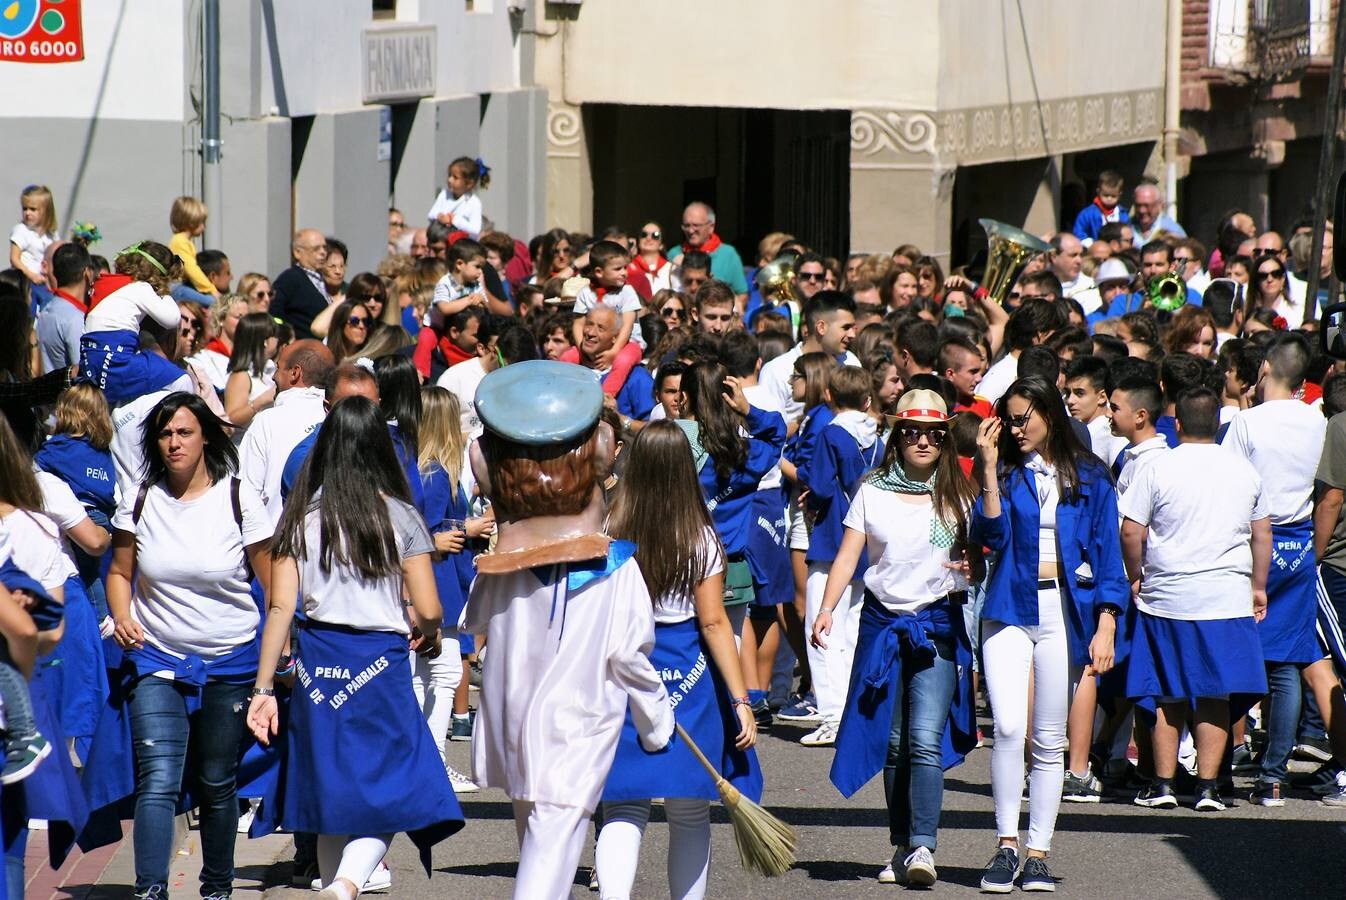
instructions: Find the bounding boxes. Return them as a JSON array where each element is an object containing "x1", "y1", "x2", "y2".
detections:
[
  {"x1": 843, "y1": 483, "x2": 963, "y2": 613},
  {"x1": 36, "y1": 469, "x2": 92, "y2": 574},
  {"x1": 1118, "y1": 443, "x2": 1267, "y2": 620},
  {"x1": 425, "y1": 189, "x2": 482, "y2": 239},
  {"x1": 298, "y1": 495, "x2": 433, "y2": 635},
  {"x1": 573, "y1": 284, "x2": 645, "y2": 349},
  {"x1": 112, "y1": 477, "x2": 271, "y2": 658},
  {"x1": 1086, "y1": 415, "x2": 1128, "y2": 468},
  {"x1": 651, "y1": 526, "x2": 725, "y2": 625},
  {"x1": 1115, "y1": 434, "x2": 1169, "y2": 497},
  {"x1": 1, "y1": 508, "x2": 74, "y2": 592},
  {"x1": 186, "y1": 347, "x2": 230, "y2": 392},
  {"x1": 436, "y1": 357, "x2": 490, "y2": 441},
  {"x1": 84, "y1": 280, "x2": 182, "y2": 334},
  {"x1": 110, "y1": 389, "x2": 174, "y2": 508},
  {"x1": 743, "y1": 383, "x2": 784, "y2": 491},
  {"x1": 9, "y1": 222, "x2": 53, "y2": 275},
  {"x1": 758, "y1": 343, "x2": 862, "y2": 423},
  {"x1": 977, "y1": 353, "x2": 1019, "y2": 405},
  {"x1": 1223, "y1": 399, "x2": 1327, "y2": 524},
  {"x1": 238, "y1": 386, "x2": 326, "y2": 528}
]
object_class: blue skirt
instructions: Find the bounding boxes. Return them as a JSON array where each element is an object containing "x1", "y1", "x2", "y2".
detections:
[
  {"x1": 602, "y1": 618, "x2": 761, "y2": 803},
  {"x1": 79, "y1": 329, "x2": 187, "y2": 406},
  {"x1": 1261, "y1": 521, "x2": 1320, "y2": 663},
  {"x1": 744, "y1": 487, "x2": 792, "y2": 606},
  {"x1": 257, "y1": 622, "x2": 463, "y2": 872},
  {"x1": 1126, "y1": 612, "x2": 1268, "y2": 704},
  {"x1": 41, "y1": 575, "x2": 108, "y2": 744}
]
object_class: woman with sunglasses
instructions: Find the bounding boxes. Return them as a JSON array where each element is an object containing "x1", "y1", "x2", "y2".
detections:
[
  {"x1": 972, "y1": 376, "x2": 1128, "y2": 893},
  {"x1": 628, "y1": 221, "x2": 674, "y2": 296},
  {"x1": 652, "y1": 288, "x2": 687, "y2": 328},
  {"x1": 1247, "y1": 251, "x2": 1302, "y2": 329},
  {"x1": 322, "y1": 300, "x2": 373, "y2": 362},
  {"x1": 532, "y1": 227, "x2": 575, "y2": 283},
  {"x1": 238, "y1": 273, "x2": 273, "y2": 313},
  {"x1": 813, "y1": 388, "x2": 980, "y2": 887}
]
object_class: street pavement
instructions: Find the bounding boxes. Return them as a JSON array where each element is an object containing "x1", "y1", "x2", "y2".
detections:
[{"x1": 243, "y1": 717, "x2": 1344, "y2": 898}]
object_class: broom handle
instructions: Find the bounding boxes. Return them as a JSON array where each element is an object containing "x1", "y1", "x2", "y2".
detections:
[{"x1": 674, "y1": 722, "x2": 727, "y2": 786}]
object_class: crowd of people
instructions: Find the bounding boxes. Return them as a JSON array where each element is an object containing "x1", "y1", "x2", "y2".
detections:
[{"x1": 2, "y1": 157, "x2": 1346, "y2": 899}]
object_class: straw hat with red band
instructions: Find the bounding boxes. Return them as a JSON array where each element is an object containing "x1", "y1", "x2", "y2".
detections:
[{"x1": 887, "y1": 388, "x2": 949, "y2": 425}]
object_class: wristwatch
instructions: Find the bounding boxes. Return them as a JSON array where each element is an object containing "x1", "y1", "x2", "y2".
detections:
[
  {"x1": 251, "y1": 686, "x2": 276, "y2": 698},
  {"x1": 1097, "y1": 604, "x2": 1122, "y2": 618}
]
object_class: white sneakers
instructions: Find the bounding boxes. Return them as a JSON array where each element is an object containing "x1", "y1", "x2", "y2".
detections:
[
  {"x1": 799, "y1": 722, "x2": 838, "y2": 747},
  {"x1": 876, "y1": 847, "x2": 937, "y2": 886},
  {"x1": 311, "y1": 861, "x2": 392, "y2": 893},
  {"x1": 447, "y1": 764, "x2": 480, "y2": 793}
]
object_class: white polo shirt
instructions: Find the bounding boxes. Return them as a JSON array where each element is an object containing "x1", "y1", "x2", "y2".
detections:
[
  {"x1": 239, "y1": 385, "x2": 327, "y2": 527},
  {"x1": 436, "y1": 357, "x2": 491, "y2": 442},
  {"x1": 1223, "y1": 398, "x2": 1326, "y2": 524},
  {"x1": 1118, "y1": 442, "x2": 1267, "y2": 620},
  {"x1": 1115, "y1": 434, "x2": 1169, "y2": 497}
]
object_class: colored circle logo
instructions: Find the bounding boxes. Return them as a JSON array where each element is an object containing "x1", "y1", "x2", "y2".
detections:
[
  {"x1": 0, "y1": 1, "x2": 38, "y2": 40},
  {"x1": 39, "y1": 8, "x2": 62, "y2": 33}
]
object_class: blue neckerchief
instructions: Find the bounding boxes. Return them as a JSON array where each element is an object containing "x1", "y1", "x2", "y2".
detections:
[{"x1": 529, "y1": 540, "x2": 638, "y2": 637}]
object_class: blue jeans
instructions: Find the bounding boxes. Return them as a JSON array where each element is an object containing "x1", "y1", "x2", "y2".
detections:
[
  {"x1": 127, "y1": 676, "x2": 250, "y2": 895},
  {"x1": 882, "y1": 637, "x2": 956, "y2": 851},
  {"x1": 1260, "y1": 662, "x2": 1303, "y2": 784}
]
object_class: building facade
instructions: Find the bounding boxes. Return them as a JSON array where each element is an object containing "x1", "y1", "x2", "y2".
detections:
[
  {"x1": 0, "y1": 0, "x2": 545, "y2": 279},
  {"x1": 533, "y1": 0, "x2": 1169, "y2": 265}
]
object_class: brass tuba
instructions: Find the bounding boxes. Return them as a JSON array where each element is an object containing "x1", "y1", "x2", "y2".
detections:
[
  {"x1": 755, "y1": 255, "x2": 797, "y2": 307},
  {"x1": 978, "y1": 218, "x2": 1052, "y2": 305}
]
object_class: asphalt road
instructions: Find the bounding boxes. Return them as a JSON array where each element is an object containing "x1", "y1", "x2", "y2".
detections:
[{"x1": 260, "y1": 716, "x2": 1346, "y2": 899}]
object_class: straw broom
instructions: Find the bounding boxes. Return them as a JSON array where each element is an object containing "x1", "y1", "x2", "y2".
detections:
[{"x1": 674, "y1": 722, "x2": 798, "y2": 877}]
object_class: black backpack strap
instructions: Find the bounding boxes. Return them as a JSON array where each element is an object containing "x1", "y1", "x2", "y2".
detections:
[
  {"x1": 231, "y1": 477, "x2": 244, "y2": 529},
  {"x1": 132, "y1": 479, "x2": 153, "y2": 526}
]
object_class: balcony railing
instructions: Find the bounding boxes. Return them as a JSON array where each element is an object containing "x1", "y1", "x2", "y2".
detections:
[{"x1": 1209, "y1": 0, "x2": 1332, "y2": 79}]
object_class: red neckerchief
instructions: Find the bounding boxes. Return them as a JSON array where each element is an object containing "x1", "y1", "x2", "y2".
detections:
[
  {"x1": 686, "y1": 232, "x2": 722, "y2": 255},
  {"x1": 629, "y1": 254, "x2": 666, "y2": 277},
  {"x1": 1094, "y1": 197, "x2": 1117, "y2": 217},
  {"x1": 205, "y1": 337, "x2": 231, "y2": 356},
  {"x1": 53, "y1": 288, "x2": 88, "y2": 315},
  {"x1": 438, "y1": 336, "x2": 475, "y2": 368},
  {"x1": 88, "y1": 273, "x2": 133, "y2": 311},
  {"x1": 591, "y1": 285, "x2": 607, "y2": 302}
]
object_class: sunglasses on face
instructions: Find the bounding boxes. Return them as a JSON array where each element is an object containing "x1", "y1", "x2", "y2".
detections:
[
  {"x1": 347, "y1": 316, "x2": 369, "y2": 328},
  {"x1": 1002, "y1": 404, "x2": 1036, "y2": 429},
  {"x1": 389, "y1": 219, "x2": 406, "y2": 229},
  {"x1": 898, "y1": 425, "x2": 948, "y2": 446},
  {"x1": 1258, "y1": 269, "x2": 1284, "y2": 281},
  {"x1": 661, "y1": 306, "x2": 685, "y2": 318},
  {"x1": 798, "y1": 271, "x2": 825, "y2": 282},
  {"x1": 1174, "y1": 255, "x2": 1193, "y2": 264},
  {"x1": 641, "y1": 230, "x2": 661, "y2": 240},
  {"x1": 789, "y1": 371, "x2": 805, "y2": 381},
  {"x1": 554, "y1": 245, "x2": 571, "y2": 256},
  {"x1": 252, "y1": 289, "x2": 274, "y2": 298}
]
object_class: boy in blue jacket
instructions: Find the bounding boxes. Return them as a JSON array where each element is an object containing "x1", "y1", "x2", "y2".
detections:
[
  {"x1": 799, "y1": 367, "x2": 885, "y2": 747},
  {"x1": 1072, "y1": 170, "x2": 1127, "y2": 245}
]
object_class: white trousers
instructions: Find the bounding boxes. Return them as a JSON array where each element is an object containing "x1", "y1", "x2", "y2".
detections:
[
  {"x1": 805, "y1": 563, "x2": 862, "y2": 724},
  {"x1": 595, "y1": 798, "x2": 712, "y2": 900},
  {"x1": 512, "y1": 800, "x2": 591, "y2": 900},
  {"x1": 316, "y1": 833, "x2": 391, "y2": 891},
  {"x1": 982, "y1": 585, "x2": 1080, "y2": 853},
  {"x1": 410, "y1": 630, "x2": 463, "y2": 762}
]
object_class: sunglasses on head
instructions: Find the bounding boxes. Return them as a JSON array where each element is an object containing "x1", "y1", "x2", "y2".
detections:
[
  {"x1": 661, "y1": 306, "x2": 685, "y2": 318},
  {"x1": 798, "y1": 271, "x2": 825, "y2": 282},
  {"x1": 898, "y1": 425, "x2": 948, "y2": 446},
  {"x1": 641, "y1": 229, "x2": 661, "y2": 240},
  {"x1": 347, "y1": 316, "x2": 369, "y2": 328},
  {"x1": 1002, "y1": 403, "x2": 1036, "y2": 429}
]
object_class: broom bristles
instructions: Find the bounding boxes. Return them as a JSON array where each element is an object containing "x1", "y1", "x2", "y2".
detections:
[{"x1": 715, "y1": 776, "x2": 799, "y2": 877}]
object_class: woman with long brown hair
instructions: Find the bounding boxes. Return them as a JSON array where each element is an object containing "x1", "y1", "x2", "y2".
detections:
[
  {"x1": 813, "y1": 388, "x2": 981, "y2": 887},
  {"x1": 597, "y1": 419, "x2": 759, "y2": 899}
]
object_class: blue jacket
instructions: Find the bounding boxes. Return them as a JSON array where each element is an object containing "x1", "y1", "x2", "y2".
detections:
[
  {"x1": 35, "y1": 433, "x2": 116, "y2": 521},
  {"x1": 697, "y1": 405, "x2": 787, "y2": 557},
  {"x1": 281, "y1": 422, "x2": 426, "y2": 515},
  {"x1": 419, "y1": 463, "x2": 474, "y2": 629},
  {"x1": 604, "y1": 365, "x2": 655, "y2": 422},
  {"x1": 971, "y1": 458, "x2": 1129, "y2": 667},
  {"x1": 784, "y1": 403, "x2": 833, "y2": 471},
  {"x1": 1104, "y1": 286, "x2": 1201, "y2": 318},
  {"x1": 802, "y1": 421, "x2": 884, "y2": 572},
  {"x1": 1072, "y1": 203, "x2": 1128, "y2": 242}
]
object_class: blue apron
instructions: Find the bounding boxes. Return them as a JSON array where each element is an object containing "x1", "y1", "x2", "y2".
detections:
[
  {"x1": 23, "y1": 654, "x2": 91, "y2": 869},
  {"x1": 744, "y1": 486, "x2": 792, "y2": 606},
  {"x1": 79, "y1": 329, "x2": 188, "y2": 406},
  {"x1": 602, "y1": 617, "x2": 761, "y2": 803},
  {"x1": 39, "y1": 574, "x2": 107, "y2": 747},
  {"x1": 255, "y1": 622, "x2": 464, "y2": 874},
  {"x1": 830, "y1": 595, "x2": 976, "y2": 799},
  {"x1": 1261, "y1": 520, "x2": 1320, "y2": 664}
]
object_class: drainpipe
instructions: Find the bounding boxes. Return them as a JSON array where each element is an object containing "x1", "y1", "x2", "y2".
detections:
[
  {"x1": 202, "y1": 0, "x2": 223, "y2": 248},
  {"x1": 1163, "y1": 0, "x2": 1181, "y2": 220}
]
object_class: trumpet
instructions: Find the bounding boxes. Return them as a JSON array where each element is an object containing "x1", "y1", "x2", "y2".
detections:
[
  {"x1": 755, "y1": 255, "x2": 797, "y2": 307},
  {"x1": 979, "y1": 219, "x2": 1052, "y2": 306},
  {"x1": 1147, "y1": 272, "x2": 1186, "y2": 312}
]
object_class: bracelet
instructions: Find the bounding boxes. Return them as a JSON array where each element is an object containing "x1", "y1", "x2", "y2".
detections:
[
  {"x1": 731, "y1": 696, "x2": 752, "y2": 709},
  {"x1": 251, "y1": 686, "x2": 275, "y2": 697},
  {"x1": 275, "y1": 655, "x2": 296, "y2": 677}
]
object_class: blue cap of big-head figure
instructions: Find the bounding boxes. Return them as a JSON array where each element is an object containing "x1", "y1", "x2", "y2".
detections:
[{"x1": 475, "y1": 359, "x2": 604, "y2": 445}]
